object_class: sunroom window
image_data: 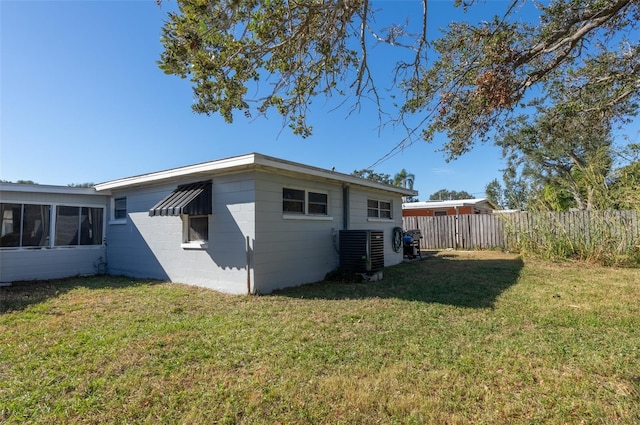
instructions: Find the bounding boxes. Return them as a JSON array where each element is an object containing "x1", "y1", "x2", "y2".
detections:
[
  {"x1": 0, "y1": 203, "x2": 103, "y2": 248},
  {"x1": 55, "y1": 206, "x2": 104, "y2": 246}
]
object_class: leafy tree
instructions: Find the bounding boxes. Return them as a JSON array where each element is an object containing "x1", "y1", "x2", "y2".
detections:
[
  {"x1": 485, "y1": 177, "x2": 533, "y2": 211},
  {"x1": 392, "y1": 169, "x2": 415, "y2": 190},
  {"x1": 502, "y1": 170, "x2": 530, "y2": 211},
  {"x1": 158, "y1": 0, "x2": 640, "y2": 159},
  {"x1": 428, "y1": 189, "x2": 474, "y2": 201},
  {"x1": 495, "y1": 80, "x2": 631, "y2": 210},
  {"x1": 351, "y1": 169, "x2": 392, "y2": 185},
  {"x1": 606, "y1": 144, "x2": 640, "y2": 210},
  {"x1": 67, "y1": 183, "x2": 95, "y2": 188},
  {"x1": 351, "y1": 168, "x2": 418, "y2": 201},
  {"x1": 536, "y1": 183, "x2": 576, "y2": 211},
  {"x1": 485, "y1": 179, "x2": 505, "y2": 210},
  {"x1": 392, "y1": 169, "x2": 418, "y2": 202}
]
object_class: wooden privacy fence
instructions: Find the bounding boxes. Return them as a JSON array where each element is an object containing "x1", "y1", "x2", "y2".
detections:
[{"x1": 402, "y1": 210, "x2": 640, "y2": 251}]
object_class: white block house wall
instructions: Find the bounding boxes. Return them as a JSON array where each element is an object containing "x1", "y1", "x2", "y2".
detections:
[{"x1": 1, "y1": 154, "x2": 417, "y2": 293}]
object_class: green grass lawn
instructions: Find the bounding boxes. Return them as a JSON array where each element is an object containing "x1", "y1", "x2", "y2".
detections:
[{"x1": 1, "y1": 251, "x2": 639, "y2": 424}]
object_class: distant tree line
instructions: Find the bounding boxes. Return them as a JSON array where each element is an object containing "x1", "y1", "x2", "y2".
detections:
[{"x1": 1, "y1": 180, "x2": 95, "y2": 188}]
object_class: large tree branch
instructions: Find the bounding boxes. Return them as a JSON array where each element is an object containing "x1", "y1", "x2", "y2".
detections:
[{"x1": 518, "y1": 0, "x2": 632, "y2": 65}]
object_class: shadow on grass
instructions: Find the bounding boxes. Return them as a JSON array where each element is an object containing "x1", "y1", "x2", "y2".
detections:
[
  {"x1": 0, "y1": 275, "x2": 159, "y2": 314},
  {"x1": 274, "y1": 253, "x2": 525, "y2": 309}
]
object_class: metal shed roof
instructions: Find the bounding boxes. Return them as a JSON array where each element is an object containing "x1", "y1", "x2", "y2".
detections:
[{"x1": 149, "y1": 181, "x2": 212, "y2": 216}]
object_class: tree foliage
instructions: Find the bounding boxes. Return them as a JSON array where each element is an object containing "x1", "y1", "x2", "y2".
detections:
[
  {"x1": 495, "y1": 70, "x2": 637, "y2": 211},
  {"x1": 408, "y1": 0, "x2": 640, "y2": 157},
  {"x1": 351, "y1": 168, "x2": 417, "y2": 196},
  {"x1": 351, "y1": 169, "x2": 392, "y2": 185},
  {"x1": 497, "y1": 107, "x2": 614, "y2": 210},
  {"x1": 1, "y1": 180, "x2": 38, "y2": 185},
  {"x1": 158, "y1": 0, "x2": 640, "y2": 159},
  {"x1": 392, "y1": 169, "x2": 415, "y2": 190},
  {"x1": 485, "y1": 179, "x2": 505, "y2": 209},
  {"x1": 68, "y1": 183, "x2": 95, "y2": 188},
  {"x1": 392, "y1": 169, "x2": 418, "y2": 202},
  {"x1": 428, "y1": 189, "x2": 474, "y2": 201},
  {"x1": 159, "y1": 0, "x2": 378, "y2": 137},
  {"x1": 606, "y1": 144, "x2": 640, "y2": 210}
]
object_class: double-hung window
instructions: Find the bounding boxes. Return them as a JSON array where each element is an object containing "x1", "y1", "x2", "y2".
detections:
[
  {"x1": 283, "y1": 188, "x2": 306, "y2": 214},
  {"x1": 113, "y1": 197, "x2": 127, "y2": 220},
  {"x1": 283, "y1": 188, "x2": 328, "y2": 216},
  {"x1": 308, "y1": 192, "x2": 328, "y2": 215},
  {"x1": 367, "y1": 199, "x2": 392, "y2": 219}
]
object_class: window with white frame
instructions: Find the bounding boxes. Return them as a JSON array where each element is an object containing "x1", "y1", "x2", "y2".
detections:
[
  {"x1": 283, "y1": 188, "x2": 328, "y2": 215},
  {"x1": 113, "y1": 197, "x2": 127, "y2": 220},
  {"x1": 367, "y1": 199, "x2": 392, "y2": 219}
]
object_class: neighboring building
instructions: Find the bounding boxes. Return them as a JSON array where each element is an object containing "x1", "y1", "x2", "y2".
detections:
[
  {"x1": 402, "y1": 198, "x2": 496, "y2": 217},
  {"x1": 1, "y1": 153, "x2": 417, "y2": 294},
  {"x1": 0, "y1": 183, "x2": 109, "y2": 282}
]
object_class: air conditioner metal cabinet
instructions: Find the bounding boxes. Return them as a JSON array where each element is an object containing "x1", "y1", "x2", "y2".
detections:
[{"x1": 339, "y1": 230, "x2": 384, "y2": 273}]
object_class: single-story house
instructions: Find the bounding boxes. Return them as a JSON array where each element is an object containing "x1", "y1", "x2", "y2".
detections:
[
  {"x1": 402, "y1": 198, "x2": 496, "y2": 217},
  {"x1": 1, "y1": 153, "x2": 417, "y2": 294}
]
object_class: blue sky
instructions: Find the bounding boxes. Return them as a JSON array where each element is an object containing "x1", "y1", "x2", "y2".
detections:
[{"x1": 2, "y1": 0, "x2": 627, "y2": 200}]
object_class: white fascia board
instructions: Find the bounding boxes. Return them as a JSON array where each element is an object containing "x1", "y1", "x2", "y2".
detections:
[
  {"x1": 254, "y1": 154, "x2": 418, "y2": 197},
  {"x1": 0, "y1": 183, "x2": 104, "y2": 196},
  {"x1": 95, "y1": 152, "x2": 418, "y2": 197},
  {"x1": 94, "y1": 154, "x2": 257, "y2": 191}
]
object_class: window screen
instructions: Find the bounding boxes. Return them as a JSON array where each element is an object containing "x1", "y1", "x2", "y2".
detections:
[
  {"x1": 188, "y1": 216, "x2": 209, "y2": 242},
  {"x1": 283, "y1": 188, "x2": 305, "y2": 213}
]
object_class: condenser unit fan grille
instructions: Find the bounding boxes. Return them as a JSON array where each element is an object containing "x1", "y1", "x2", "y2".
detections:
[{"x1": 339, "y1": 230, "x2": 384, "y2": 273}]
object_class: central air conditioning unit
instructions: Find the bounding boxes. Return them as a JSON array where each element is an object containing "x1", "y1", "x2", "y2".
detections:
[{"x1": 339, "y1": 230, "x2": 384, "y2": 273}]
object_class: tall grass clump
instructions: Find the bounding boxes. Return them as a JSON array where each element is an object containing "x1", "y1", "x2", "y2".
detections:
[{"x1": 503, "y1": 210, "x2": 640, "y2": 266}]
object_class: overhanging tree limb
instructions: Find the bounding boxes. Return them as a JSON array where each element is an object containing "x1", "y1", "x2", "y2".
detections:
[{"x1": 158, "y1": 0, "x2": 640, "y2": 160}]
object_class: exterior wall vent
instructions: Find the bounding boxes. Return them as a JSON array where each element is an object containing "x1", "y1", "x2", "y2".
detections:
[{"x1": 339, "y1": 230, "x2": 384, "y2": 273}]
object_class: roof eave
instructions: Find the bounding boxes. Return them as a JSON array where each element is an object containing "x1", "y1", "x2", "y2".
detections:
[
  {"x1": 0, "y1": 182, "x2": 105, "y2": 196},
  {"x1": 95, "y1": 153, "x2": 418, "y2": 197}
]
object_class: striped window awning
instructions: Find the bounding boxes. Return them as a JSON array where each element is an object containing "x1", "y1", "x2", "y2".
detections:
[{"x1": 149, "y1": 181, "x2": 212, "y2": 216}]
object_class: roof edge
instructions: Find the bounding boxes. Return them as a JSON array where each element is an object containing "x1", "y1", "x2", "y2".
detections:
[
  {"x1": 0, "y1": 182, "x2": 104, "y2": 196},
  {"x1": 94, "y1": 153, "x2": 257, "y2": 191},
  {"x1": 95, "y1": 153, "x2": 418, "y2": 196},
  {"x1": 403, "y1": 198, "x2": 494, "y2": 209}
]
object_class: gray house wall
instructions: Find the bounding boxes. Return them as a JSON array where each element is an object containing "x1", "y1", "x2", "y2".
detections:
[
  {"x1": 104, "y1": 168, "x2": 406, "y2": 295},
  {"x1": 252, "y1": 171, "x2": 405, "y2": 293},
  {"x1": 253, "y1": 171, "x2": 342, "y2": 293},
  {"x1": 0, "y1": 187, "x2": 108, "y2": 282},
  {"x1": 105, "y1": 172, "x2": 256, "y2": 294},
  {"x1": 347, "y1": 186, "x2": 405, "y2": 268}
]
